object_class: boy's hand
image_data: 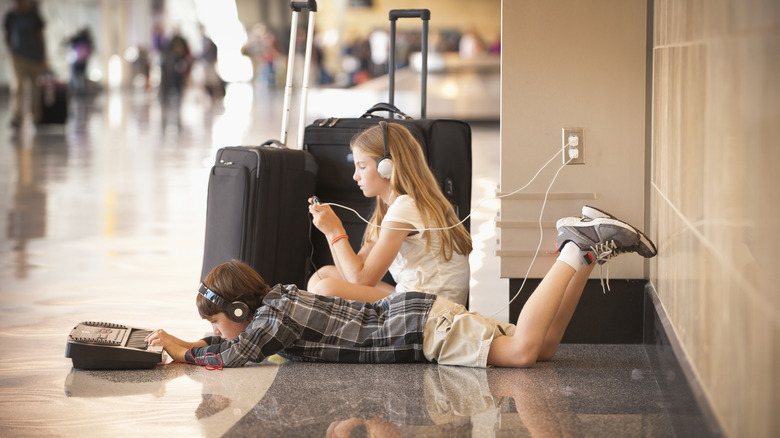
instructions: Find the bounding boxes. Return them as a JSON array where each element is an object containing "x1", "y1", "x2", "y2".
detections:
[{"x1": 146, "y1": 329, "x2": 192, "y2": 362}]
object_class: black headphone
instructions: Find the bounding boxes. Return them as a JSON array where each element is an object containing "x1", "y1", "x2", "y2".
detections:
[
  {"x1": 376, "y1": 121, "x2": 393, "y2": 179},
  {"x1": 198, "y1": 283, "x2": 251, "y2": 323}
]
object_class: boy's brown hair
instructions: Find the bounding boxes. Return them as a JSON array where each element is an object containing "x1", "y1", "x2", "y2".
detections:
[{"x1": 196, "y1": 260, "x2": 270, "y2": 318}]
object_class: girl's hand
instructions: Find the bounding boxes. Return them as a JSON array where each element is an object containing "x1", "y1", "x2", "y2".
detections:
[{"x1": 309, "y1": 201, "x2": 345, "y2": 239}]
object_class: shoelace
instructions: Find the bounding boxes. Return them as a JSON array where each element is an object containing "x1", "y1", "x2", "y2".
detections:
[
  {"x1": 589, "y1": 240, "x2": 622, "y2": 293},
  {"x1": 590, "y1": 240, "x2": 622, "y2": 262}
]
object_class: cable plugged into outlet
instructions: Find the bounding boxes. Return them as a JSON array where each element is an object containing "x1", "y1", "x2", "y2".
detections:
[{"x1": 562, "y1": 127, "x2": 585, "y2": 165}]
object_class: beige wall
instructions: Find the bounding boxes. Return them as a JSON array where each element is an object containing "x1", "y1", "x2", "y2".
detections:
[
  {"x1": 650, "y1": 0, "x2": 780, "y2": 436},
  {"x1": 502, "y1": 0, "x2": 780, "y2": 435},
  {"x1": 499, "y1": 0, "x2": 648, "y2": 279}
]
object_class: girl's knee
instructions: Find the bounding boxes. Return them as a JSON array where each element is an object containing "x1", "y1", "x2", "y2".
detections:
[
  {"x1": 307, "y1": 265, "x2": 338, "y2": 291},
  {"x1": 318, "y1": 265, "x2": 339, "y2": 277},
  {"x1": 311, "y1": 278, "x2": 340, "y2": 297}
]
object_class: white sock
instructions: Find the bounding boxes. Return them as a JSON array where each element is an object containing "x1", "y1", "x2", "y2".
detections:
[{"x1": 557, "y1": 242, "x2": 583, "y2": 270}]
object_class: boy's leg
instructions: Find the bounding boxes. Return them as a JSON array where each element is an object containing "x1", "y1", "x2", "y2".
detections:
[
  {"x1": 538, "y1": 208, "x2": 661, "y2": 359},
  {"x1": 487, "y1": 216, "x2": 646, "y2": 368},
  {"x1": 537, "y1": 263, "x2": 595, "y2": 360},
  {"x1": 486, "y1": 260, "x2": 579, "y2": 367}
]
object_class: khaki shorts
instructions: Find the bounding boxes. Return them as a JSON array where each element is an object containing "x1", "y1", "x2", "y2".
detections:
[{"x1": 422, "y1": 297, "x2": 516, "y2": 367}]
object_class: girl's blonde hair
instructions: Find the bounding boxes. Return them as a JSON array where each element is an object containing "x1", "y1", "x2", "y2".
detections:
[{"x1": 351, "y1": 123, "x2": 472, "y2": 260}]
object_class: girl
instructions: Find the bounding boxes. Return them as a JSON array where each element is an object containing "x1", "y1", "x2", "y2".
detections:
[{"x1": 308, "y1": 122, "x2": 472, "y2": 305}]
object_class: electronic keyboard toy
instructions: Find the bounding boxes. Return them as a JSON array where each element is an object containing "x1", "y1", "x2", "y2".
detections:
[{"x1": 66, "y1": 321, "x2": 165, "y2": 370}]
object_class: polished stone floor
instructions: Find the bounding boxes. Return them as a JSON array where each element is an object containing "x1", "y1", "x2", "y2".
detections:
[{"x1": 0, "y1": 85, "x2": 673, "y2": 437}]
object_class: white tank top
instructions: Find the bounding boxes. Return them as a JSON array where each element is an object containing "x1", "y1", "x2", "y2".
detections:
[{"x1": 382, "y1": 195, "x2": 470, "y2": 306}]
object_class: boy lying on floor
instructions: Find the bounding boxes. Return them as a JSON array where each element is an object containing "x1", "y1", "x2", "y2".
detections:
[{"x1": 146, "y1": 208, "x2": 656, "y2": 368}]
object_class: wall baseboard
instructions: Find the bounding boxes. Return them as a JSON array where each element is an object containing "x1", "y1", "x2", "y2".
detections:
[{"x1": 643, "y1": 283, "x2": 725, "y2": 437}]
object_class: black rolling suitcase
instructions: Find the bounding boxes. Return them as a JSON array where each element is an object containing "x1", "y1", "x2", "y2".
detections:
[
  {"x1": 303, "y1": 9, "x2": 472, "y2": 272},
  {"x1": 200, "y1": 1, "x2": 319, "y2": 288},
  {"x1": 38, "y1": 74, "x2": 68, "y2": 124}
]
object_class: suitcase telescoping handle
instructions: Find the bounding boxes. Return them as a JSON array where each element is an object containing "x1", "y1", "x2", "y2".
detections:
[
  {"x1": 388, "y1": 9, "x2": 430, "y2": 119},
  {"x1": 280, "y1": 0, "x2": 317, "y2": 149}
]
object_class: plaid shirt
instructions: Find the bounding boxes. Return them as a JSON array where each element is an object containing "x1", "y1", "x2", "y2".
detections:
[{"x1": 185, "y1": 284, "x2": 437, "y2": 368}]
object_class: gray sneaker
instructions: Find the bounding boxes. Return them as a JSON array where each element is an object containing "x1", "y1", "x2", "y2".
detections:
[
  {"x1": 581, "y1": 205, "x2": 616, "y2": 220},
  {"x1": 556, "y1": 217, "x2": 641, "y2": 266},
  {"x1": 581, "y1": 205, "x2": 657, "y2": 258}
]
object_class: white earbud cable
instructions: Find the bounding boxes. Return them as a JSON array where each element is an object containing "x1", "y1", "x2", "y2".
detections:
[{"x1": 323, "y1": 146, "x2": 569, "y2": 232}]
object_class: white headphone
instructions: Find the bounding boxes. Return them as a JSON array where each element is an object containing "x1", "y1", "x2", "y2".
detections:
[{"x1": 376, "y1": 121, "x2": 393, "y2": 179}]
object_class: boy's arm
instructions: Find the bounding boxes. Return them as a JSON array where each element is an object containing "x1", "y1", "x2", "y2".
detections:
[
  {"x1": 165, "y1": 343, "x2": 189, "y2": 362},
  {"x1": 145, "y1": 330, "x2": 208, "y2": 362},
  {"x1": 186, "y1": 306, "x2": 303, "y2": 368},
  {"x1": 184, "y1": 326, "x2": 287, "y2": 368}
]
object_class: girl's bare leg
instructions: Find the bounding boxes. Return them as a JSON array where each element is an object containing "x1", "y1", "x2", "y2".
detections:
[
  {"x1": 307, "y1": 265, "x2": 340, "y2": 291},
  {"x1": 310, "y1": 276, "x2": 392, "y2": 303},
  {"x1": 308, "y1": 265, "x2": 393, "y2": 302}
]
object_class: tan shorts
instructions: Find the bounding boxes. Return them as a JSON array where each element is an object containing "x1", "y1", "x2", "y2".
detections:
[{"x1": 422, "y1": 297, "x2": 516, "y2": 367}]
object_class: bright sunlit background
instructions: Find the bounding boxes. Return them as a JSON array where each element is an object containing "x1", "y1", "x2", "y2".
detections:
[{"x1": 192, "y1": 0, "x2": 253, "y2": 82}]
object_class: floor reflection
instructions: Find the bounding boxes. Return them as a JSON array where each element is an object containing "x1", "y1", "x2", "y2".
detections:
[
  {"x1": 58, "y1": 353, "x2": 656, "y2": 438},
  {"x1": 62, "y1": 364, "x2": 279, "y2": 437},
  {"x1": 219, "y1": 347, "x2": 671, "y2": 437},
  {"x1": 7, "y1": 146, "x2": 46, "y2": 276}
]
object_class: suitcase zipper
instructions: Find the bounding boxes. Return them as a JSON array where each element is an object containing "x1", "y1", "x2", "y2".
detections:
[
  {"x1": 318, "y1": 117, "x2": 339, "y2": 127},
  {"x1": 218, "y1": 148, "x2": 262, "y2": 179}
]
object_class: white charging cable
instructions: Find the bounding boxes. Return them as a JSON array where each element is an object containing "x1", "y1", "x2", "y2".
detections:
[
  {"x1": 322, "y1": 142, "x2": 573, "y2": 233},
  {"x1": 489, "y1": 152, "x2": 574, "y2": 318}
]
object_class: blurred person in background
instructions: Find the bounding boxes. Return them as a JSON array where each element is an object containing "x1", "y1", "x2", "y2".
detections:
[
  {"x1": 160, "y1": 27, "x2": 192, "y2": 101},
  {"x1": 4, "y1": 0, "x2": 47, "y2": 128},
  {"x1": 242, "y1": 24, "x2": 280, "y2": 89},
  {"x1": 65, "y1": 27, "x2": 93, "y2": 96},
  {"x1": 198, "y1": 24, "x2": 223, "y2": 99}
]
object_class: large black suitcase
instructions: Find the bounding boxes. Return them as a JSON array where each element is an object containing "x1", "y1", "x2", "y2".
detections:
[
  {"x1": 303, "y1": 9, "x2": 472, "y2": 271},
  {"x1": 200, "y1": 1, "x2": 319, "y2": 287},
  {"x1": 201, "y1": 144, "x2": 317, "y2": 286}
]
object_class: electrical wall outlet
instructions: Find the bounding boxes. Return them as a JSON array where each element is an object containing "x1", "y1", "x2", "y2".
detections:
[{"x1": 562, "y1": 127, "x2": 585, "y2": 165}]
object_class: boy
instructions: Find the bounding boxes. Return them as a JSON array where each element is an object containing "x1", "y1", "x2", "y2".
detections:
[{"x1": 146, "y1": 207, "x2": 656, "y2": 368}]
